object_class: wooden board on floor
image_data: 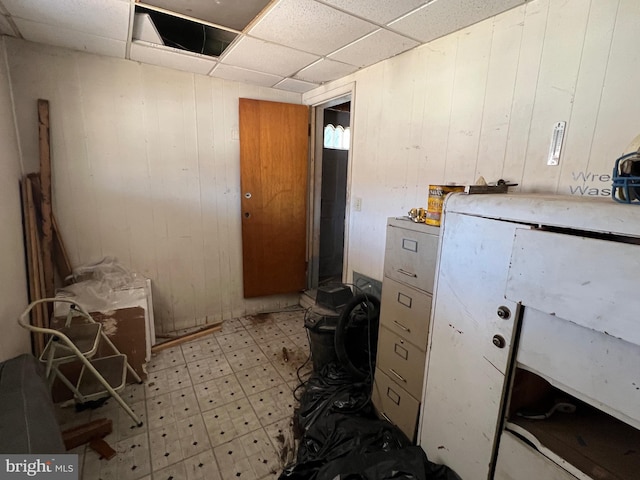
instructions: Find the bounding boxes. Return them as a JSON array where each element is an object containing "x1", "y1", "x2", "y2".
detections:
[
  {"x1": 151, "y1": 322, "x2": 223, "y2": 352},
  {"x1": 62, "y1": 418, "x2": 112, "y2": 450}
]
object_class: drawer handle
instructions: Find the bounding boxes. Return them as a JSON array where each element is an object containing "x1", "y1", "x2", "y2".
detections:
[
  {"x1": 394, "y1": 343, "x2": 409, "y2": 360},
  {"x1": 386, "y1": 387, "x2": 401, "y2": 405},
  {"x1": 397, "y1": 268, "x2": 417, "y2": 278},
  {"x1": 397, "y1": 292, "x2": 412, "y2": 308},
  {"x1": 393, "y1": 320, "x2": 410, "y2": 332},
  {"x1": 380, "y1": 412, "x2": 392, "y2": 423},
  {"x1": 389, "y1": 368, "x2": 407, "y2": 383},
  {"x1": 402, "y1": 238, "x2": 418, "y2": 252}
]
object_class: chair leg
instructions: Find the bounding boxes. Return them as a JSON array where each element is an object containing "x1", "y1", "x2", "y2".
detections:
[
  {"x1": 52, "y1": 366, "x2": 87, "y2": 403},
  {"x1": 78, "y1": 357, "x2": 143, "y2": 426},
  {"x1": 98, "y1": 331, "x2": 143, "y2": 383}
]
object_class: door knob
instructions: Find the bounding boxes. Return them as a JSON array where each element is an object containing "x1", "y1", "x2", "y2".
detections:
[{"x1": 492, "y1": 335, "x2": 506, "y2": 348}]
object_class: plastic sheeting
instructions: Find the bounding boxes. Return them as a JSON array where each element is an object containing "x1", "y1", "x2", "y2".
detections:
[
  {"x1": 280, "y1": 363, "x2": 461, "y2": 480},
  {"x1": 54, "y1": 257, "x2": 148, "y2": 315}
]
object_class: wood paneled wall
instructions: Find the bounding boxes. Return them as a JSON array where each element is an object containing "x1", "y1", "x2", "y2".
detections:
[
  {"x1": 0, "y1": 37, "x2": 30, "y2": 361},
  {"x1": 5, "y1": 38, "x2": 302, "y2": 334},
  {"x1": 305, "y1": 0, "x2": 640, "y2": 284},
  {"x1": 4, "y1": 0, "x2": 638, "y2": 333}
]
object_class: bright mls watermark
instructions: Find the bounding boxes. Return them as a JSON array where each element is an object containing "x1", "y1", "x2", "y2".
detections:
[{"x1": 1, "y1": 455, "x2": 78, "y2": 479}]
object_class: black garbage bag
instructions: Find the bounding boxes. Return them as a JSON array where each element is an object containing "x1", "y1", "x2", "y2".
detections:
[
  {"x1": 297, "y1": 363, "x2": 374, "y2": 432},
  {"x1": 280, "y1": 362, "x2": 460, "y2": 480},
  {"x1": 317, "y1": 446, "x2": 462, "y2": 480}
]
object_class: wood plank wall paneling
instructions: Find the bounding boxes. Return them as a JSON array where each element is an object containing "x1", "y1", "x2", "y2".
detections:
[
  {"x1": 303, "y1": 0, "x2": 637, "y2": 283},
  {"x1": 5, "y1": 0, "x2": 638, "y2": 331},
  {"x1": 5, "y1": 39, "x2": 301, "y2": 334}
]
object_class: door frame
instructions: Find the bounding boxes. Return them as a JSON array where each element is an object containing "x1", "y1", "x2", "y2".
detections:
[{"x1": 304, "y1": 83, "x2": 356, "y2": 290}]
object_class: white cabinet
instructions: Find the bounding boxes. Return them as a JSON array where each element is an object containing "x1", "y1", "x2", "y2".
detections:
[
  {"x1": 418, "y1": 193, "x2": 640, "y2": 480},
  {"x1": 373, "y1": 217, "x2": 439, "y2": 440},
  {"x1": 418, "y1": 212, "x2": 523, "y2": 479}
]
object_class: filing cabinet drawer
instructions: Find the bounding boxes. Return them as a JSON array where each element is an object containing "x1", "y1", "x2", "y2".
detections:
[
  {"x1": 372, "y1": 367, "x2": 420, "y2": 441},
  {"x1": 380, "y1": 277, "x2": 432, "y2": 348},
  {"x1": 376, "y1": 326, "x2": 426, "y2": 399},
  {"x1": 383, "y1": 224, "x2": 439, "y2": 293}
]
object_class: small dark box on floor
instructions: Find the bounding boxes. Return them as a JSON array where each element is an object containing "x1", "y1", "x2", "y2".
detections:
[{"x1": 315, "y1": 284, "x2": 353, "y2": 310}]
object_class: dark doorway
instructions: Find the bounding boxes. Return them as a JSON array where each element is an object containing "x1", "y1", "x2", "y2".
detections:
[{"x1": 318, "y1": 102, "x2": 350, "y2": 286}]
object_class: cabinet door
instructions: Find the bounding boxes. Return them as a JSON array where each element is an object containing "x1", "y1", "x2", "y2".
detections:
[{"x1": 419, "y1": 213, "x2": 524, "y2": 480}]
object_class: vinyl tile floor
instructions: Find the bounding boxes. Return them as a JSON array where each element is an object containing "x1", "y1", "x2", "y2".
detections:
[{"x1": 55, "y1": 309, "x2": 311, "y2": 480}]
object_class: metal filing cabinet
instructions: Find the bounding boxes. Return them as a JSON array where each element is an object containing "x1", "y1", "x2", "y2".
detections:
[{"x1": 372, "y1": 217, "x2": 439, "y2": 441}]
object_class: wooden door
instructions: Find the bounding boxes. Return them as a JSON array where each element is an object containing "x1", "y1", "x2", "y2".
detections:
[{"x1": 239, "y1": 98, "x2": 309, "y2": 298}]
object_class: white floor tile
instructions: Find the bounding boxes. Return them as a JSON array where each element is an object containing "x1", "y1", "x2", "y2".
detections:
[
  {"x1": 147, "y1": 347, "x2": 186, "y2": 372},
  {"x1": 213, "y1": 429, "x2": 280, "y2": 480},
  {"x1": 271, "y1": 347, "x2": 312, "y2": 384},
  {"x1": 145, "y1": 364, "x2": 191, "y2": 398},
  {"x1": 239, "y1": 314, "x2": 274, "y2": 328},
  {"x1": 181, "y1": 335, "x2": 221, "y2": 362},
  {"x1": 183, "y1": 450, "x2": 222, "y2": 480},
  {"x1": 218, "y1": 318, "x2": 247, "y2": 335},
  {"x1": 248, "y1": 386, "x2": 296, "y2": 427},
  {"x1": 264, "y1": 417, "x2": 297, "y2": 469},
  {"x1": 225, "y1": 346, "x2": 270, "y2": 372},
  {"x1": 193, "y1": 373, "x2": 245, "y2": 412},
  {"x1": 246, "y1": 323, "x2": 289, "y2": 344},
  {"x1": 84, "y1": 430, "x2": 151, "y2": 480},
  {"x1": 288, "y1": 332, "x2": 310, "y2": 351},
  {"x1": 149, "y1": 422, "x2": 184, "y2": 471},
  {"x1": 216, "y1": 331, "x2": 257, "y2": 353},
  {"x1": 203, "y1": 397, "x2": 262, "y2": 447},
  {"x1": 236, "y1": 363, "x2": 286, "y2": 396},
  {"x1": 176, "y1": 414, "x2": 211, "y2": 459},
  {"x1": 74, "y1": 309, "x2": 309, "y2": 480},
  {"x1": 187, "y1": 354, "x2": 234, "y2": 384}
]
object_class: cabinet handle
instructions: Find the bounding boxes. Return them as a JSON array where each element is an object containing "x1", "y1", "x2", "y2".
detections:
[
  {"x1": 380, "y1": 412, "x2": 392, "y2": 423},
  {"x1": 389, "y1": 368, "x2": 407, "y2": 383},
  {"x1": 497, "y1": 306, "x2": 511, "y2": 320},
  {"x1": 393, "y1": 320, "x2": 410, "y2": 332},
  {"x1": 492, "y1": 335, "x2": 506, "y2": 349},
  {"x1": 397, "y1": 268, "x2": 417, "y2": 278}
]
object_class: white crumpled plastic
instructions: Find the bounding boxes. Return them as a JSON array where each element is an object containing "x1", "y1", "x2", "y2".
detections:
[{"x1": 54, "y1": 257, "x2": 148, "y2": 316}]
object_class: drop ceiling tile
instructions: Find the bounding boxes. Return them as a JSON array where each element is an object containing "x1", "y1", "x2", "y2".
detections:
[
  {"x1": 294, "y1": 58, "x2": 358, "y2": 84},
  {"x1": 221, "y1": 36, "x2": 319, "y2": 77},
  {"x1": 13, "y1": 18, "x2": 126, "y2": 58},
  {"x1": 320, "y1": 0, "x2": 427, "y2": 24},
  {"x1": 210, "y1": 64, "x2": 282, "y2": 87},
  {"x1": 329, "y1": 28, "x2": 418, "y2": 68},
  {"x1": 2, "y1": 0, "x2": 130, "y2": 41},
  {"x1": 248, "y1": 0, "x2": 377, "y2": 56},
  {"x1": 130, "y1": 41, "x2": 217, "y2": 75},
  {"x1": 132, "y1": 13, "x2": 163, "y2": 44},
  {"x1": 274, "y1": 78, "x2": 319, "y2": 94},
  {"x1": 389, "y1": 0, "x2": 525, "y2": 43},
  {"x1": 0, "y1": 15, "x2": 15, "y2": 36}
]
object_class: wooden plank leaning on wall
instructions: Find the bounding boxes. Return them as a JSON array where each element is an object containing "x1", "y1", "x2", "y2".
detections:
[{"x1": 19, "y1": 99, "x2": 73, "y2": 357}]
